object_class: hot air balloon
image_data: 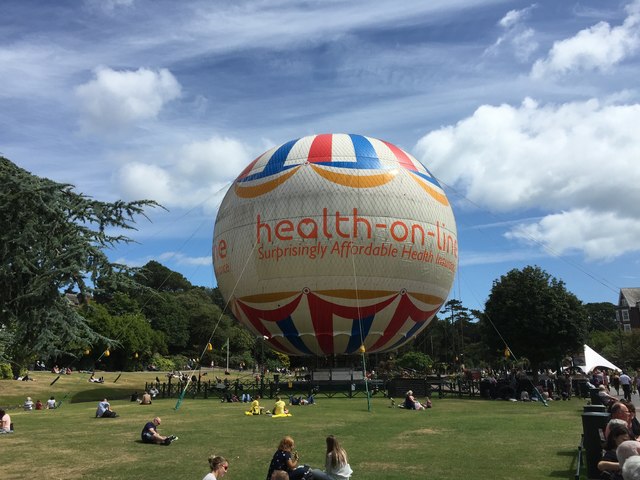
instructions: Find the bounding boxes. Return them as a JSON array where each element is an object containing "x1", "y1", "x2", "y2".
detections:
[{"x1": 213, "y1": 133, "x2": 457, "y2": 355}]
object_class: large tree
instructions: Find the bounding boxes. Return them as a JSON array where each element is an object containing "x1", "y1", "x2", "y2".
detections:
[
  {"x1": 481, "y1": 265, "x2": 588, "y2": 376},
  {"x1": 0, "y1": 156, "x2": 159, "y2": 376},
  {"x1": 134, "y1": 260, "x2": 192, "y2": 292},
  {"x1": 413, "y1": 300, "x2": 486, "y2": 369},
  {"x1": 584, "y1": 302, "x2": 618, "y2": 332}
]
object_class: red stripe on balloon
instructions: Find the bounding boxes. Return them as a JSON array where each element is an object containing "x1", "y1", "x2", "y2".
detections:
[
  {"x1": 382, "y1": 140, "x2": 417, "y2": 172},
  {"x1": 370, "y1": 294, "x2": 441, "y2": 351},
  {"x1": 236, "y1": 155, "x2": 262, "y2": 180},
  {"x1": 236, "y1": 294, "x2": 303, "y2": 337},
  {"x1": 307, "y1": 134, "x2": 333, "y2": 163},
  {"x1": 307, "y1": 291, "x2": 399, "y2": 354}
]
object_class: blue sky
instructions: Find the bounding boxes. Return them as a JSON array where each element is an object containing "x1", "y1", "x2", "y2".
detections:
[{"x1": 2, "y1": 0, "x2": 639, "y2": 311}]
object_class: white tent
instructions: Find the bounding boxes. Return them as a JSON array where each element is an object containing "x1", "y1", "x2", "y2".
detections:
[{"x1": 575, "y1": 344, "x2": 621, "y2": 373}]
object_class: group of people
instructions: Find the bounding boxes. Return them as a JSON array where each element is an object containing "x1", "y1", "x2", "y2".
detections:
[
  {"x1": 594, "y1": 369, "x2": 639, "y2": 403},
  {"x1": 195, "y1": 432, "x2": 352, "y2": 480},
  {"x1": 264, "y1": 435, "x2": 352, "y2": 480},
  {"x1": 22, "y1": 396, "x2": 57, "y2": 411},
  {"x1": 403, "y1": 390, "x2": 432, "y2": 410},
  {"x1": 244, "y1": 395, "x2": 315, "y2": 416},
  {"x1": 597, "y1": 398, "x2": 640, "y2": 479},
  {"x1": 51, "y1": 365, "x2": 73, "y2": 375}
]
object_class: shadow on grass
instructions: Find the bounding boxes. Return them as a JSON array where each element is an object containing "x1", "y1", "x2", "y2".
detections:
[
  {"x1": 557, "y1": 449, "x2": 578, "y2": 457},
  {"x1": 70, "y1": 386, "x2": 139, "y2": 403},
  {"x1": 548, "y1": 449, "x2": 579, "y2": 478},
  {"x1": 548, "y1": 470, "x2": 575, "y2": 478}
]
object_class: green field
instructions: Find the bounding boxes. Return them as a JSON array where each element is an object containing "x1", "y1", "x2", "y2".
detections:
[{"x1": 1, "y1": 372, "x2": 584, "y2": 480}]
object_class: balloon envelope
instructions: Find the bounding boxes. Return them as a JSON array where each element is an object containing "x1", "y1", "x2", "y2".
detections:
[{"x1": 213, "y1": 133, "x2": 457, "y2": 355}]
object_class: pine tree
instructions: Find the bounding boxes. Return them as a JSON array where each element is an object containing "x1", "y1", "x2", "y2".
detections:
[{"x1": 0, "y1": 156, "x2": 159, "y2": 376}]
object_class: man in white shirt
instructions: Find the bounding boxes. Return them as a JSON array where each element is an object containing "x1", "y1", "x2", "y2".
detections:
[
  {"x1": 95, "y1": 398, "x2": 117, "y2": 418},
  {"x1": 620, "y1": 371, "x2": 633, "y2": 402}
]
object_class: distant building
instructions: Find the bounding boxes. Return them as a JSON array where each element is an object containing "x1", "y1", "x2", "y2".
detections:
[{"x1": 617, "y1": 288, "x2": 640, "y2": 332}]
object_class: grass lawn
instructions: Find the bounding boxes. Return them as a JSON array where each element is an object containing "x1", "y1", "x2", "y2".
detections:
[{"x1": 1, "y1": 372, "x2": 584, "y2": 480}]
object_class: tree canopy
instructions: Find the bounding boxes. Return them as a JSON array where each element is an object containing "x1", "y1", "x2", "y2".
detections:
[
  {"x1": 0, "y1": 156, "x2": 159, "y2": 375},
  {"x1": 0, "y1": 156, "x2": 620, "y2": 376},
  {"x1": 584, "y1": 302, "x2": 617, "y2": 332},
  {"x1": 481, "y1": 265, "x2": 588, "y2": 374}
]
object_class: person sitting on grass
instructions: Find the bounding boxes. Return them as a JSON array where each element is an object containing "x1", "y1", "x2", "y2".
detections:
[
  {"x1": 0, "y1": 409, "x2": 13, "y2": 434},
  {"x1": 404, "y1": 390, "x2": 425, "y2": 410},
  {"x1": 310, "y1": 435, "x2": 353, "y2": 480},
  {"x1": 266, "y1": 436, "x2": 310, "y2": 480},
  {"x1": 249, "y1": 396, "x2": 264, "y2": 415},
  {"x1": 46, "y1": 396, "x2": 56, "y2": 409},
  {"x1": 203, "y1": 455, "x2": 229, "y2": 480},
  {"x1": 24, "y1": 396, "x2": 34, "y2": 410},
  {"x1": 139, "y1": 391, "x2": 152, "y2": 405},
  {"x1": 35, "y1": 399, "x2": 43, "y2": 410},
  {"x1": 273, "y1": 396, "x2": 288, "y2": 416},
  {"x1": 141, "y1": 417, "x2": 177, "y2": 445},
  {"x1": 95, "y1": 398, "x2": 117, "y2": 418}
]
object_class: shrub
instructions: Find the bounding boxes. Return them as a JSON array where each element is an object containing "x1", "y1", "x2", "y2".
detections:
[
  {"x1": 397, "y1": 351, "x2": 433, "y2": 373},
  {"x1": 169, "y1": 354, "x2": 189, "y2": 370},
  {"x1": 149, "y1": 353, "x2": 175, "y2": 371},
  {"x1": 0, "y1": 363, "x2": 12, "y2": 379}
]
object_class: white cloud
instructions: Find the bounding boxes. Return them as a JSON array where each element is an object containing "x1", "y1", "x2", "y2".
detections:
[
  {"x1": 414, "y1": 96, "x2": 640, "y2": 261},
  {"x1": 76, "y1": 66, "x2": 181, "y2": 131},
  {"x1": 485, "y1": 5, "x2": 538, "y2": 62},
  {"x1": 531, "y1": 0, "x2": 640, "y2": 78},
  {"x1": 458, "y1": 248, "x2": 546, "y2": 267},
  {"x1": 159, "y1": 251, "x2": 211, "y2": 266},
  {"x1": 499, "y1": 8, "x2": 527, "y2": 29},
  {"x1": 506, "y1": 209, "x2": 640, "y2": 262},
  {"x1": 117, "y1": 136, "x2": 253, "y2": 210}
]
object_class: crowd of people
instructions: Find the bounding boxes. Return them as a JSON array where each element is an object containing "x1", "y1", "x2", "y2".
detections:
[
  {"x1": 592, "y1": 369, "x2": 640, "y2": 480},
  {"x1": 188, "y1": 436, "x2": 353, "y2": 480}
]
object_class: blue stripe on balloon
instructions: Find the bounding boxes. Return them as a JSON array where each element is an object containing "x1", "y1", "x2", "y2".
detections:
[
  {"x1": 277, "y1": 316, "x2": 313, "y2": 355},
  {"x1": 346, "y1": 315, "x2": 374, "y2": 354},
  {"x1": 410, "y1": 170, "x2": 443, "y2": 188},
  {"x1": 386, "y1": 321, "x2": 425, "y2": 351},
  {"x1": 310, "y1": 134, "x2": 383, "y2": 170},
  {"x1": 238, "y1": 138, "x2": 299, "y2": 182}
]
